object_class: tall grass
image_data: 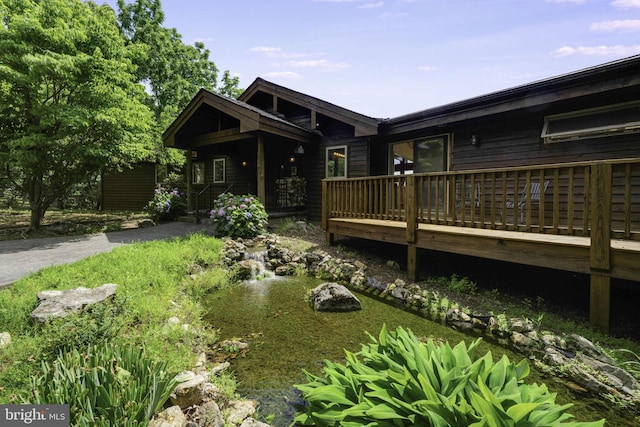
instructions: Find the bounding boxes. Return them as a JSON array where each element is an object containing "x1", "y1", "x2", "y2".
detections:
[{"x1": 0, "y1": 232, "x2": 227, "y2": 403}]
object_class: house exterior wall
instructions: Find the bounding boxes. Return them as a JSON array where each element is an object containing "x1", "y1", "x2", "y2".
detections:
[
  {"x1": 374, "y1": 89, "x2": 640, "y2": 174},
  {"x1": 101, "y1": 163, "x2": 157, "y2": 211}
]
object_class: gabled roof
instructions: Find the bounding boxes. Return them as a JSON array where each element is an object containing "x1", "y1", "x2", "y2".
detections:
[
  {"x1": 162, "y1": 88, "x2": 319, "y2": 148},
  {"x1": 381, "y1": 54, "x2": 640, "y2": 137},
  {"x1": 240, "y1": 78, "x2": 380, "y2": 137}
]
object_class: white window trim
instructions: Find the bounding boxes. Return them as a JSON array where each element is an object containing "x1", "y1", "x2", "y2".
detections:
[
  {"x1": 326, "y1": 145, "x2": 347, "y2": 179},
  {"x1": 213, "y1": 158, "x2": 226, "y2": 183},
  {"x1": 542, "y1": 100, "x2": 640, "y2": 144},
  {"x1": 192, "y1": 162, "x2": 205, "y2": 185},
  {"x1": 155, "y1": 164, "x2": 167, "y2": 185}
]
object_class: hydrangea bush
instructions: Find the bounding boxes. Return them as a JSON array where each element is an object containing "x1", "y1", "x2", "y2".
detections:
[
  {"x1": 145, "y1": 186, "x2": 186, "y2": 221},
  {"x1": 210, "y1": 193, "x2": 268, "y2": 238}
]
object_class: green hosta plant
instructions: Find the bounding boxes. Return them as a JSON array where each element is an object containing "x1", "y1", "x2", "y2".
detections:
[
  {"x1": 30, "y1": 343, "x2": 177, "y2": 427},
  {"x1": 210, "y1": 193, "x2": 268, "y2": 238},
  {"x1": 295, "y1": 325, "x2": 605, "y2": 427}
]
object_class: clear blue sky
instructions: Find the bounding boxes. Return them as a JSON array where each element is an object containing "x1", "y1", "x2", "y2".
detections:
[{"x1": 102, "y1": 0, "x2": 640, "y2": 118}]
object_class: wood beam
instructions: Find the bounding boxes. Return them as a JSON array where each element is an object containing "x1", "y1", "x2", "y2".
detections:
[{"x1": 257, "y1": 136, "x2": 265, "y2": 202}]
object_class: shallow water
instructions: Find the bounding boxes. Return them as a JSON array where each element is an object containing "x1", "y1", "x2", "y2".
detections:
[{"x1": 204, "y1": 276, "x2": 637, "y2": 426}]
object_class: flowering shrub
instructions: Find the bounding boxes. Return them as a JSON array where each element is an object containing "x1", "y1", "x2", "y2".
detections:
[
  {"x1": 210, "y1": 193, "x2": 268, "y2": 238},
  {"x1": 145, "y1": 186, "x2": 186, "y2": 221}
]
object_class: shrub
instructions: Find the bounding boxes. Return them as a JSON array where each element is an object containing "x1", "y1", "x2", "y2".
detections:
[
  {"x1": 30, "y1": 343, "x2": 177, "y2": 426},
  {"x1": 209, "y1": 193, "x2": 268, "y2": 238},
  {"x1": 145, "y1": 186, "x2": 186, "y2": 221},
  {"x1": 295, "y1": 325, "x2": 604, "y2": 427}
]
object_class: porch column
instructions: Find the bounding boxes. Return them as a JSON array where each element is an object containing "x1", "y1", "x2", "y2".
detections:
[
  {"x1": 257, "y1": 135, "x2": 265, "y2": 202},
  {"x1": 186, "y1": 149, "x2": 193, "y2": 212}
]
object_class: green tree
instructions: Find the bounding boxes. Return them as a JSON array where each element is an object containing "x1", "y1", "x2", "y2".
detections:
[
  {"x1": 0, "y1": 0, "x2": 155, "y2": 230},
  {"x1": 116, "y1": 0, "x2": 243, "y2": 169}
]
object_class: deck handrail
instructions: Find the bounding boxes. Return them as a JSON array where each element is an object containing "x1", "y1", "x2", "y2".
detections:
[{"x1": 322, "y1": 158, "x2": 640, "y2": 241}]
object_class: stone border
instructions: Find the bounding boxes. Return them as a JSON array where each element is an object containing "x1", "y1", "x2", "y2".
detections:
[{"x1": 222, "y1": 234, "x2": 640, "y2": 408}]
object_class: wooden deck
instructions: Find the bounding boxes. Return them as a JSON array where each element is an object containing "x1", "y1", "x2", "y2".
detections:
[{"x1": 322, "y1": 159, "x2": 640, "y2": 332}]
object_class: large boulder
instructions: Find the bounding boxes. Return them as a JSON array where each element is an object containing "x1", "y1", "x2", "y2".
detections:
[
  {"x1": 31, "y1": 283, "x2": 117, "y2": 323},
  {"x1": 311, "y1": 283, "x2": 362, "y2": 312}
]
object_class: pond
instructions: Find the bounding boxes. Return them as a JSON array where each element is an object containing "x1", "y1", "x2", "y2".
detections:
[{"x1": 204, "y1": 276, "x2": 635, "y2": 426}]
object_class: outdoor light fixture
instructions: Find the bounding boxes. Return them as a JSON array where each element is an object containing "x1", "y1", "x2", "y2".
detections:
[
  {"x1": 471, "y1": 135, "x2": 480, "y2": 146},
  {"x1": 294, "y1": 144, "x2": 305, "y2": 154},
  {"x1": 289, "y1": 156, "x2": 296, "y2": 163},
  {"x1": 241, "y1": 160, "x2": 248, "y2": 167}
]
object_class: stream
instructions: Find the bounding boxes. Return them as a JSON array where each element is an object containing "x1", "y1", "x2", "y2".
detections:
[{"x1": 204, "y1": 275, "x2": 636, "y2": 426}]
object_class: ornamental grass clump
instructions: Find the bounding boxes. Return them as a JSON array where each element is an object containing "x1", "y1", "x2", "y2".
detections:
[
  {"x1": 210, "y1": 193, "x2": 268, "y2": 238},
  {"x1": 295, "y1": 324, "x2": 605, "y2": 427},
  {"x1": 145, "y1": 186, "x2": 186, "y2": 221},
  {"x1": 30, "y1": 343, "x2": 176, "y2": 427}
]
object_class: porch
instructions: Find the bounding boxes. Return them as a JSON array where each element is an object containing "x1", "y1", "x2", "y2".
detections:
[{"x1": 322, "y1": 158, "x2": 640, "y2": 332}]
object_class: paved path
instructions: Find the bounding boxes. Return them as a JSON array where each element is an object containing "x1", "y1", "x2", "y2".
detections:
[{"x1": 0, "y1": 222, "x2": 215, "y2": 288}]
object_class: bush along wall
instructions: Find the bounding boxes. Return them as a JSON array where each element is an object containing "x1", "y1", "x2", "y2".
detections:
[{"x1": 221, "y1": 234, "x2": 640, "y2": 410}]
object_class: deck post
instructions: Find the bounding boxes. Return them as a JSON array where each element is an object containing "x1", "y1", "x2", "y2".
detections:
[
  {"x1": 322, "y1": 179, "x2": 334, "y2": 245},
  {"x1": 590, "y1": 274, "x2": 611, "y2": 332},
  {"x1": 589, "y1": 163, "x2": 612, "y2": 332},
  {"x1": 407, "y1": 245, "x2": 418, "y2": 282},
  {"x1": 406, "y1": 175, "x2": 417, "y2": 243}
]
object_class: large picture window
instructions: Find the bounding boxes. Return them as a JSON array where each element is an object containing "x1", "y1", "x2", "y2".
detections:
[
  {"x1": 326, "y1": 146, "x2": 347, "y2": 178},
  {"x1": 213, "y1": 158, "x2": 225, "y2": 183}
]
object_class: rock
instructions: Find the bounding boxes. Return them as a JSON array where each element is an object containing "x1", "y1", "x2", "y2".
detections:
[
  {"x1": 311, "y1": 283, "x2": 362, "y2": 312},
  {"x1": 240, "y1": 419, "x2": 271, "y2": 427},
  {"x1": 138, "y1": 218, "x2": 156, "y2": 228},
  {"x1": 509, "y1": 317, "x2": 534, "y2": 333},
  {"x1": 0, "y1": 332, "x2": 11, "y2": 349},
  {"x1": 149, "y1": 405, "x2": 186, "y2": 427},
  {"x1": 390, "y1": 286, "x2": 409, "y2": 301},
  {"x1": 211, "y1": 362, "x2": 230, "y2": 376},
  {"x1": 31, "y1": 283, "x2": 117, "y2": 322},
  {"x1": 576, "y1": 353, "x2": 638, "y2": 395},
  {"x1": 197, "y1": 401, "x2": 224, "y2": 427},
  {"x1": 566, "y1": 334, "x2": 614, "y2": 364},
  {"x1": 510, "y1": 331, "x2": 535, "y2": 348},
  {"x1": 386, "y1": 260, "x2": 400, "y2": 270},
  {"x1": 170, "y1": 372, "x2": 206, "y2": 409},
  {"x1": 225, "y1": 400, "x2": 257, "y2": 425}
]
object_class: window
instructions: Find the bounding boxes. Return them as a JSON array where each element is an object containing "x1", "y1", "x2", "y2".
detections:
[
  {"x1": 213, "y1": 158, "x2": 225, "y2": 183},
  {"x1": 326, "y1": 146, "x2": 347, "y2": 178},
  {"x1": 542, "y1": 100, "x2": 640, "y2": 143},
  {"x1": 414, "y1": 135, "x2": 447, "y2": 173},
  {"x1": 390, "y1": 142, "x2": 414, "y2": 175},
  {"x1": 192, "y1": 162, "x2": 205, "y2": 184},
  {"x1": 155, "y1": 164, "x2": 168, "y2": 184}
]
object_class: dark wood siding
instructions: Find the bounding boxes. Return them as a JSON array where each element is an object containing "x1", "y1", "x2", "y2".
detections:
[
  {"x1": 306, "y1": 119, "x2": 370, "y2": 223},
  {"x1": 375, "y1": 91, "x2": 640, "y2": 175},
  {"x1": 102, "y1": 163, "x2": 156, "y2": 211}
]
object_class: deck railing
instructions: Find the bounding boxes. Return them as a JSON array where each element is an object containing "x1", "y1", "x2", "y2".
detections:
[{"x1": 323, "y1": 158, "x2": 640, "y2": 241}]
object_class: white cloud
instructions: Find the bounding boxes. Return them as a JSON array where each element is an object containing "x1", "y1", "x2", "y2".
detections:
[
  {"x1": 312, "y1": 0, "x2": 363, "y2": 2},
  {"x1": 546, "y1": 0, "x2": 586, "y2": 3},
  {"x1": 249, "y1": 46, "x2": 282, "y2": 57},
  {"x1": 359, "y1": 1, "x2": 383, "y2": 8},
  {"x1": 418, "y1": 65, "x2": 438, "y2": 71},
  {"x1": 612, "y1": 0, "x2": 640, "y2": 8},
  {"x1": 552, "y1": 45, "x2": 640, "y2": 56},
  {"x1": 262, "y1": 71, "x2": 301, "y2": 79},
  {"x1": 591, "y1": 20, "x2": 640, "y2": 32},
  {"x1": 286, "y1": 59, "x2": 351, "y2": 70}
]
